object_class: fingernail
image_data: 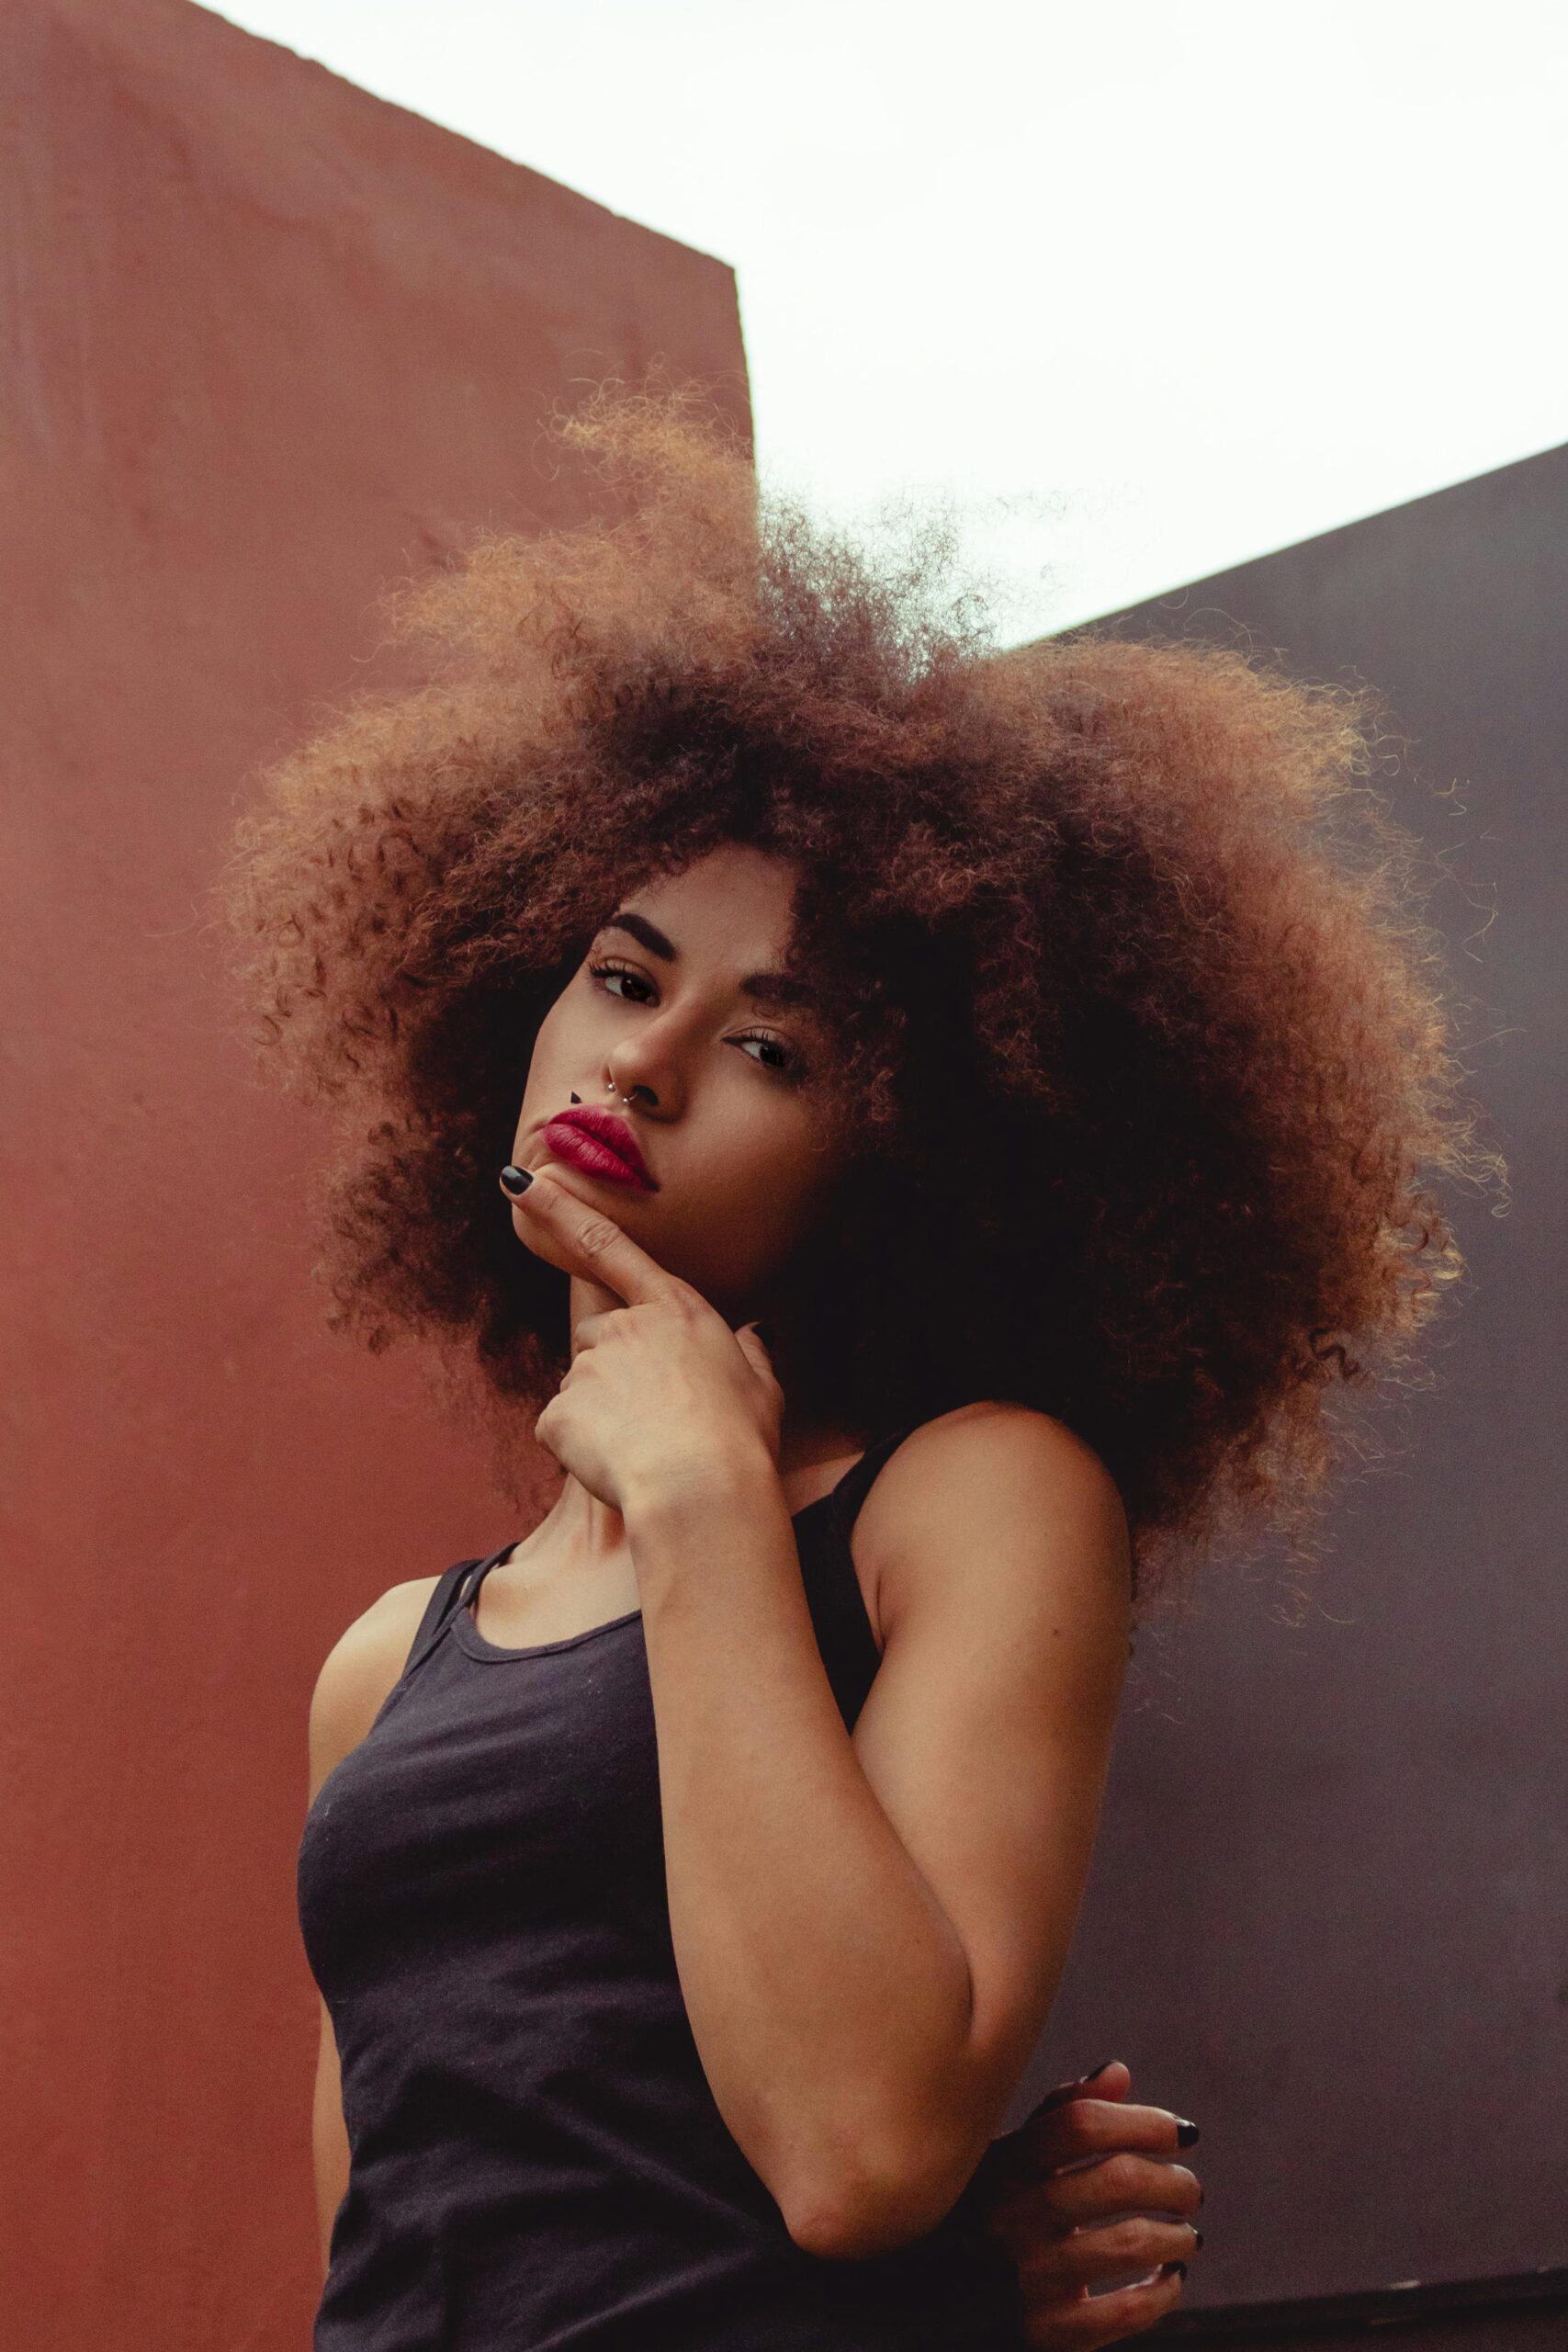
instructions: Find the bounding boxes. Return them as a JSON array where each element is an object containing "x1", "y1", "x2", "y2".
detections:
[
  {"x1": 755, "y1": 1320, "x2": 777, "y2": 1347},
  {"x1": 1080, "y1": 2059, "x2": 1117, "y2": 2081},
  {"x1": 1164, "y1": 2261, "x2": 1189, "y2": 2281},
  {"x1": 1176, "y1": 2120, "x2": 1200, "y2": 2146},
  {"x1": 1192, "y1": 2230, "x2": 1204, "y2": 2251},
  {"x1": 500, "y1": 1164, "x2": 533, "y2": 1195}
]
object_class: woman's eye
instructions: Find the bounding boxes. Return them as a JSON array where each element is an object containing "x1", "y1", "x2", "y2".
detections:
[
  {"x1": 587, "y1": 960, "x2": 804, "y2": 1080},
  {"x1": 735, "y1": 1031, "x2": 802, "y2": 1078},
  {"x1": 587, "y1": 958, "x2": 655, "y2": 1005}
]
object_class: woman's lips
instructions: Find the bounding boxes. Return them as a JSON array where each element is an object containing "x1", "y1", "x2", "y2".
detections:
[{"x1": 539, "y1": 1116, "x2": 657, "y2": 1193}]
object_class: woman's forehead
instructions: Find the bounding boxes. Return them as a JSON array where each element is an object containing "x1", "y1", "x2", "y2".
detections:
[{"x1": 612, "y1": 845, "x2": 807, "y2": 965}]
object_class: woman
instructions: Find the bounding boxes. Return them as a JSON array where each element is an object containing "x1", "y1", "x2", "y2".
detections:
[{"x1": 225, "y1": 390, "x2": 1486, "y2": 2349}]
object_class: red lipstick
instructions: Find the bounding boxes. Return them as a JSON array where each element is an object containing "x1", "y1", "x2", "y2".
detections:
[{"x1": 539, "y1": 1108, "x2": 658, "y2": 1193}]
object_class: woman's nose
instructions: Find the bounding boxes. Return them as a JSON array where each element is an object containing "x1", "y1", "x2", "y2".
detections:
[
  {"x1": 603, "y1": 1054, "x2": 664, "y2": 1110},
  {"x1": 604, "y1": 1014, "x2": 687, "y2": 1113}
]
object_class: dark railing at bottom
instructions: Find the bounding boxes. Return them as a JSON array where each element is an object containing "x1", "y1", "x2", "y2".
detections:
[{"x1": 1151, "y1": 2265, "x2": 1568, "y2": 2339}]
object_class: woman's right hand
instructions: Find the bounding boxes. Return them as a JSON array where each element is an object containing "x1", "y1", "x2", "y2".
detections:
[{"x1": 963, "y1": 2061, "x2": 1203, "y2": 2347}]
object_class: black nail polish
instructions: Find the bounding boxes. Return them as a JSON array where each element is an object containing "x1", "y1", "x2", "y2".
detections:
[
  {"x1": 1192, "y1": 2230, "x2": 1203, "y2": 2251},
  {"x1": 1081, "y1": 2059, "x2": 1117, "y2": 2081},
  {"x1": 1166, "y1": 2261, "x2": 1188, "y2": 2281},
  {"x1": 500, "y1": 1164, "x2": 532, "y2": 1195},
  {"x1": 1176, "y1": 2120, "x2": 1200, "y2": 2146}
]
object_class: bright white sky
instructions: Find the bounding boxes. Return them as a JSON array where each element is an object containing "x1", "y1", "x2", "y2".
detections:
[{"x1": 204, "y1": 0, "x2": 1568, "y2": 638}]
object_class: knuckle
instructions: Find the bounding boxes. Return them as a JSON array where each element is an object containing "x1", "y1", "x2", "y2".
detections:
[
  {"x1": 571, "y1": 1214, "x2": 622, "y2": 1261},
  {"x1": 1096, "y1": 2153, "x2": 1143, "y2": 2203},
  {"x1": 1103, "y1": 2218, "x2": 1163, "y2": 2263}
]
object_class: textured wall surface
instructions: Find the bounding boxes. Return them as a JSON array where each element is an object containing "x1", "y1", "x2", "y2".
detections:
[
  {"x1": 1023, "y1": 445, "x2": 1567, "y2": 2311},
  {"x1": 0, "y1": 4, "x2": 747, "y2": 2345},
  {"x1": 8, "y1": 0, "x2": 1560, "y2": 2333}
]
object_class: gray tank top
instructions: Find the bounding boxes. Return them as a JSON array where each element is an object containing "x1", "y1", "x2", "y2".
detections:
[{"x1": 298, "y1": 1424, "x2": 1027, "y2": 2348}]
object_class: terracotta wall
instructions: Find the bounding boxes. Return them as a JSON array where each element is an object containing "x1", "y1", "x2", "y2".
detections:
[
  {"x1": 0, "y1": 5, "x2": 748, "y2": 2345},
  {"x1": 10, "y1": 0, "x2": 1560, "y2": 2338}
]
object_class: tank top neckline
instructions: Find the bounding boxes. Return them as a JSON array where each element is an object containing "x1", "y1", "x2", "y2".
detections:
[{"x1": 453, "y1": 1437, "x2": 904, "y2": 1666}]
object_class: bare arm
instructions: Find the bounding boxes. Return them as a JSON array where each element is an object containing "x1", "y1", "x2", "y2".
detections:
[
  {"x1": 626, "y1": 1402, "x2": 1131, "y2": 2258},
  {"x1": 312, "y1": 1998, "x2": 349, "y2": 2280},
  {"x1": 304, "y1": 1577, "x2": 440, "y2": 2281}
]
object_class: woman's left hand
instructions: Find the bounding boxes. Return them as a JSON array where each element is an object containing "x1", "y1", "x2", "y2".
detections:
[
  {"x1": 961, "y1": 2062, "x2": 1202, "y2": 2347},
  {"x1": 507, "y1": 1170, "x2": 784, "y2": 1514}
]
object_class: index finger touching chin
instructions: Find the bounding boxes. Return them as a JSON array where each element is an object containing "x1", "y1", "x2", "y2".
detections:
[{"x1": 502, "y1": 1166, "x2": 680, "y2": 1308}]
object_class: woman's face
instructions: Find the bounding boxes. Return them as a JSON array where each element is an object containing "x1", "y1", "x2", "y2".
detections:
[{"x1": 508, "y1": 843, "x2": 846, "y2": 1325}]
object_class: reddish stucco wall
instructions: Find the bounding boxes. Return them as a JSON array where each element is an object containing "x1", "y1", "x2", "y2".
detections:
[{"x1": 0, "y1": 5, "x2": 748, "y2": 2345}]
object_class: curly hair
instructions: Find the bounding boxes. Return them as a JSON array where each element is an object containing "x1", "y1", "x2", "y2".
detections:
[{"x1": 217, "y1": 383, "x2": 1503, "y2": 1596}]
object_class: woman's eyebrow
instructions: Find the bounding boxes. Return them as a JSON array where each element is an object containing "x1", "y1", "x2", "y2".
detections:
[
  {"x1": 599, "y1": 912, "x2": 817, "y2": 1008},
  {"x1": 602, "y1": 911, "x2": 676, "y2": 962}
]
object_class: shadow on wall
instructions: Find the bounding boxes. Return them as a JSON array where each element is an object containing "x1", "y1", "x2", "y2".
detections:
[{"x1": 1030, "y1": 443, "x2": 1566, "y2": 2324}]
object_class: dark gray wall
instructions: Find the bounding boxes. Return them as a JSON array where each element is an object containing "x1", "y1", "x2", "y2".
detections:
[{"x1": 1007, "y1": 446, "x2": 1566, "y2": 2309}]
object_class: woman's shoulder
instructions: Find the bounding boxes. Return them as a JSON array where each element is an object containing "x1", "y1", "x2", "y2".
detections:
[
  {"x1": 854, "y1": 1401, "x2": 1131, "y2": 1632},
  {"x1": 321, "y1": 1570, "x2": 450, "y2": 1679},
  {"x1": 873, "y1": 1399, "x2": 1123, "y2": 1513},
  {"x1": 306, "y1": 1571, "x2": 448, "y2": 1802}
]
